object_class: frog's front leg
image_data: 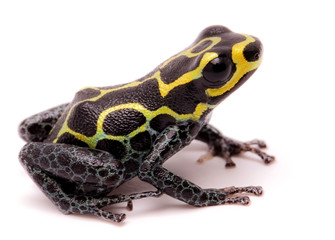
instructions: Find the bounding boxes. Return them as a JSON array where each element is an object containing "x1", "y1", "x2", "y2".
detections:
[
  {"x1": 19, "y1": 103, "x2": 69, "y2": 142},
  {"x1": 139, "y1": 125, "x2": 263, "y2": 207},
  {"x1": 196, "y1": 124, "x2": 275, "y2": 167},
  {"x1": 19, "y1": 142, "x2": 161, "y2": 222}
]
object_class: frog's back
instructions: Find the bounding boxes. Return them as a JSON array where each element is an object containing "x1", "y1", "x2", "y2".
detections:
[{"x1": 45, "y1": 76, "x2": 189, "y2": 162}]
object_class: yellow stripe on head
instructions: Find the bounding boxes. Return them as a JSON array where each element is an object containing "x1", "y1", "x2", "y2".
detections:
[
  {"x1": 157, "y1": 51, "x2": 219, "y2": 97},
  {"x1": 160, "y1": 37, "x2": 221, "y2": 68}
]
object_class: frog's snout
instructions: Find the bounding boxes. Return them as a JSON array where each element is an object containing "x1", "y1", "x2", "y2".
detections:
[{"x1": 243, "y1": 37, "x2": 263, "y2": 62}]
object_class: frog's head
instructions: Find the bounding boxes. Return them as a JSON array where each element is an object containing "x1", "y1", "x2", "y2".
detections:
[
  {"x1": 158, "y1": 25, "x2": 263, "y2": 107},
  {"x1": 195, "y1": 25, "x2": 263, "y2": 105}
]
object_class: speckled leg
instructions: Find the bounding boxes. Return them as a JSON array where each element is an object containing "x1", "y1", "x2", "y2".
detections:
[
  {"x1": 18, "y1": 103, "x2": 68, "y2": 142},
  {"x1": 139, "y1": 125, "x2": 263, "y2": 207},
  {"x1": 196, "y1": 124, "x2": 275, "y2": 167},
  {"x1": 19, "y1": 142, "x2": 161, "y2": 222}
]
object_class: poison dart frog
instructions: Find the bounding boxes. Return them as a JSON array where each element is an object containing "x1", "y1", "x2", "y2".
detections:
[{"x1": 19, "y1": 25, "x2": 274, "y2": 222}]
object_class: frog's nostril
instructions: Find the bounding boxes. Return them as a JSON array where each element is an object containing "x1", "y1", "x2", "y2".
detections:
[{"x1": 243, "y1": 40, "x2": 262, "y2": 62}]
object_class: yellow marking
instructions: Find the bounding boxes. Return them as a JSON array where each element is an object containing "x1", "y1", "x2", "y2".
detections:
[
  {"x1": 53, "y1": 36, "x2": 222, "y2": 144},
  {"x1": 78, "y1": 86, "x2": 100, "y2": 92},
  {"x1": 156, "y1": 37, "x2": 221, "y2": 97},
  {"x1": 73, "y1": 37, "x2": 221, "y2": 103},
  {"x1": 157, "y1": 52, "x2": 219, "y2": 97},
  {"x1": 54, "y1": 102, "x2": 214, "y2": 148},
  {"x1": 206, "y1": 34, "x2": 262, "y2": 97},
  {"x1": 160, "y1": 37, "x2": 221, "y2": 68},
  {"x1": 53, "y1": 82, "x2": 146, "y2": 143}
]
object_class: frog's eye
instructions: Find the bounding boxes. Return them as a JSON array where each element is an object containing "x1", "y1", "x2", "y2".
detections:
[{"x1": 203, "y1": 55, "x2": 234, "y2": 85}]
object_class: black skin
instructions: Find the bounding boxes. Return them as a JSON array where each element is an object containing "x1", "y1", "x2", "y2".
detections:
[{"x1": 18, "y1": 25, "x2": 274, "y2": 222}]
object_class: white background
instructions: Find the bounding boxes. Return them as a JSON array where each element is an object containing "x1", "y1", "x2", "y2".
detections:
[{"x1": 1, "y1": 0, "x2": 334, "y2": 239}]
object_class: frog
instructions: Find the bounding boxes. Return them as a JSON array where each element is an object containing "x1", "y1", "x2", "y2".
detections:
[{"x1": 18, "y1": 25, "x2": 274, "y2": 223}]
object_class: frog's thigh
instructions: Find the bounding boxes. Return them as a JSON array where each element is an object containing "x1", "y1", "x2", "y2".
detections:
[
  {"x1": 19, "y1": 142, "x2": 126, "y2": 196},
  {"x1": 19, "y1": 103, "x2": 69, "y2": 142}
]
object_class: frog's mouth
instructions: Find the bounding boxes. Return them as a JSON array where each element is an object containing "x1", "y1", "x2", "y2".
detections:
[{"x1": 205, "y1": 34, "x2": 263, "y2": 101}]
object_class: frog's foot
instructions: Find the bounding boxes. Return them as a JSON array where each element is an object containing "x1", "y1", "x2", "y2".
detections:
[
  {"x1": 22, "y1": 163, "x2": 126, "y2": 222},
  {"x1": 95, "y1": 190, "x2": 163, "y2": 212},
  {"x1": 79, "y1": 190, "x2": 163, "y2": 221},
  {"x1": 221, "y1": 185, "x2": 263, "y2": 197},
  {"x1": 197, "y1": 137, "x2": 275, "y2": 167},
  {"x1": 215, "y1": 185, "x2": 264, "y2": 206},
  {"x1": 21, "y1": 163, "x2": 162, "y2": 222},
  {"x1": 22, "y1": 164, "x2": 127, "y2": 222}
]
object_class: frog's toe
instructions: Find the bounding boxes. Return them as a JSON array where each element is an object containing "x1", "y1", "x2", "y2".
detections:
[
  {"x1": 90, "y1": 207, "x2": 126, "y2": 223},
  {"x1": 245, "y1": 139, "x2": 267, "y2": 148},
  {"x1": 127, "y1": 200, "x2": 133, "y2": 211},
  {"x1": 221, "y1": 137, "x2": 275, "y2": 166},
  {"x1": 197, "y1": 148, "x2": 237, "y2": 167},
  {"x1": 220, "y1": 186, "x2": 263, "y2": 196},
  {"x1": 218, "y1": 186, "x2": 263, "y2": 205},
  {"x1": 224, "y1": 196, "x2": 250, "y2": 205},
  {"x1": 224, "y1": 161, "x2": 236, "y2": 168},
  {"x1": 244, "y1": 145, "x2": 275, "y2": 164},
  {"x1": 262, "y1": 153, "x2": 275, "y2": 164},
  {"x1": 197, "y1": 151, "x2": 214, "y2": 164}
]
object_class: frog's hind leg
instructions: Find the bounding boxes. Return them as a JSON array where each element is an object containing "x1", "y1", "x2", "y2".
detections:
[
  {"x1": 19, "y1": 103, "x2": 68, "y2": 142},
  {"x1": 196, "y1": 124, "x2": 275, "y2": 167},
  {"x1": 19, "y1": 142, "x2": 150, "y2": 222},
  {"x1": 22, "y1": 163, "x2": 127, "y2": 222}
]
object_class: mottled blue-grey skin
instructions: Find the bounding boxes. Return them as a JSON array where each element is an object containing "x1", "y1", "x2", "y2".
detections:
[{"x1": 18, "y1": 25, "x2": 274, "y2": 222}]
